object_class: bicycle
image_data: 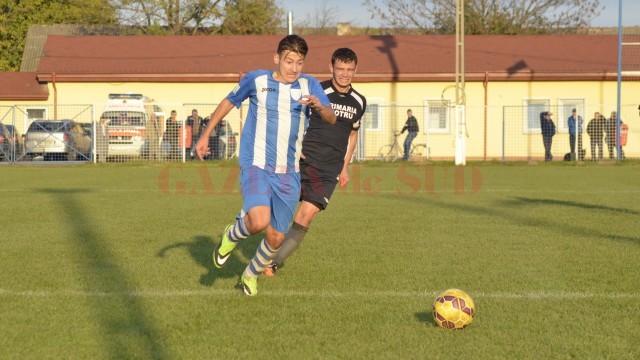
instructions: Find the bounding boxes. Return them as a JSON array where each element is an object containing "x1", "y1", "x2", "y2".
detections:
[
  {"x1": 378, "y1": 131, "x2": 430, "y2": 161},
  {"x1": 377, "y1": 131, "x2": 403, "y2": 161},
  {"x1": 409, "y1": 143, "x2": 429, "y2": 160}
]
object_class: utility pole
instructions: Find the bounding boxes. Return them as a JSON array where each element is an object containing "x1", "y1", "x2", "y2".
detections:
[{"x1": 455, "y1": 0, "x2": 466, "y2": 165}]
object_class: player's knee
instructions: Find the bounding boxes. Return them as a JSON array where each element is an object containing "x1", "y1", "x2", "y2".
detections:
[
  {"x1": 246, "y1": 219, "x2": 269, "y2": 233},
  {"x1": 294, "y1": 203, "x2": 321, "y2": 227},
  {"x1": 245, "y1": 211, "x2": 270, "y2": 233},
  {"x1": 295, "y1": 213, "x2": 315, "y2": 228}
]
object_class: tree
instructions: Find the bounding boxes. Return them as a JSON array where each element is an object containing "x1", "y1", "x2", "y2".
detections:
[
  {"x1": 302, "y1": 2, "x2": 338, "y2": 29},
  {"x1": 219, "y1": 0, "x2": 284, "y2": 35},
  {"x1": 362, "y1": 0, "x2": 604, "y2": 35},
  {"x1": 111, "y1": 0, "x2": 224, "y2": 34},
  {"x1": 0, "y1": 0, "x2": 116, "y2": 71}
]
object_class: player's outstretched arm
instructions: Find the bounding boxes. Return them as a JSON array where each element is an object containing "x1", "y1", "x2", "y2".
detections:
[{"x1": 195, "y1": 99, "x2": 235, "y2": 160}]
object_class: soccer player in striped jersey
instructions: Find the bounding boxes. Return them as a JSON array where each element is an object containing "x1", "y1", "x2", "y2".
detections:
[
  {"x1": 264, "y1": 48, "x2": 367, "y2": 276},
  {"x1": 195, "y1": 35, "x2": 336, "y2": 296}
]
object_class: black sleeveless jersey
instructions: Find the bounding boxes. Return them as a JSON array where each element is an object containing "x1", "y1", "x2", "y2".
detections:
[{"x1": 302, "y1": 80, "x2": 367, "y2": 172}]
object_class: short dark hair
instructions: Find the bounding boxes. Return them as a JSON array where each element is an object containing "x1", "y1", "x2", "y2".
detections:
[
  {"x1": 331, "y1": 48, "x2": 358, "y2": 66},
  {"x1": 277, "y1": 35, "x2": 308, "y2": 57}
]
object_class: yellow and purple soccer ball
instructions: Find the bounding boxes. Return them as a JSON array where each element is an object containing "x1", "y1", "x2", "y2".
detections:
[{"x1": 432, "y1": 288, "x2": 475, "y2": 329}]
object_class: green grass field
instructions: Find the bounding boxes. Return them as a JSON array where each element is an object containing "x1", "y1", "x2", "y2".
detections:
[{"x1": 1, "y1": 161, "x2": 639, "y2": 359}]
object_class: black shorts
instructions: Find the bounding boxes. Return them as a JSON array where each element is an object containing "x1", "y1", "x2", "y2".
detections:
[{"x1": 300, "y1": 162, "x2": 339, "y2": 211}]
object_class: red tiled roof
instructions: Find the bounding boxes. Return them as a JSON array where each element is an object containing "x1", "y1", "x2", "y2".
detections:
[
  {"x1": 34, "y1": 34, "x2": 640, "y2": 82},
  {"x1": 0, "y1": 72, "x2": 49, "y2": 100}
]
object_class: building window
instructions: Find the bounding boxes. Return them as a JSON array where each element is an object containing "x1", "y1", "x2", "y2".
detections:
[
  {"x1": 425, "y1": 99, "x2": 450, "y2": 133},
  {"x1": 523, "y1": 99, "x2": 550, "y2": 133},
  {"x1": 26, "y1": 108, "x2": 46, "y2": 121},
  {"x1": 557, "y1": 99, "x2": 585, "y2": 133},
  {"x1": 364, "y1": 100, "x2": 383, "y2": 131}
]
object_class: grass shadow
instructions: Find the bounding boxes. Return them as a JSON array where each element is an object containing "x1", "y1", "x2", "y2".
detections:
[
  {"x1": 380, "y1": 193, "x2": 640, "y2": 246},
  {"x1": 37, "y1": 188, "x2": 166, "y2": 359},
  {"x1": 506, "y1": 197, "x2": 640, "y2": 215},
  {"x1": 157, "y1": 231, "x2": 262, "y2": 287}
]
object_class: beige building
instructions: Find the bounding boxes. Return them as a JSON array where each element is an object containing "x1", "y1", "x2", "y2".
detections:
[{"x1": 1, "y1": 34, "x2": 639, "y2": 161}]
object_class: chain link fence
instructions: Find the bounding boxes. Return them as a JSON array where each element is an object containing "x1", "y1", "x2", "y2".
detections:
[
  {"x1": 502, "y1": 104, "x2": 637, "y2": 162},
  {"x1": 1, "y1": 102, "x2": 637, "y2": 164}
]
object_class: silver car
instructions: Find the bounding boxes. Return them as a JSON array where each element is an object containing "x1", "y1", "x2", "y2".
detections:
[
  {"x1": 0, "y1": 124, "x2": 24, "y2": 162},
  {"x1": 25, "y1": 120, "x2": 92, "y2": 161}
]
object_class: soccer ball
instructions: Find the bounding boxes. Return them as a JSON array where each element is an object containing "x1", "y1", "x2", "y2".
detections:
[{"x1": 432, "y1": 288, "x2": 475, "y2": 329}]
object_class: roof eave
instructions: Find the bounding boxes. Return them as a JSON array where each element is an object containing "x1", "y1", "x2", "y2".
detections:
[
  {"x1": 35, "y1": 71, "x2": 623, "y2": 83},
  {"x1": 0, "y1": 94, "x2": 49, "y2": 101},
  {"x1": 36, "y1": 73, "x2": 247, "y2": 83}
]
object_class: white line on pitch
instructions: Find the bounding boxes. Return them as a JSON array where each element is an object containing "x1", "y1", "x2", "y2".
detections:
[{"x1": 1, "y1": 289, "x2": 638, "y2": 299}]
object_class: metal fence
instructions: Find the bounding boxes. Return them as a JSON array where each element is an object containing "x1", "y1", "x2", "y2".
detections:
[
  {"x1": 502, "y1": 104, "x2": 638, "y2": 162},
  {"x1": 0, "y1": 102, "x2": 245, "y2": 164},
  {"x1": 1, "y1": 102, "x2": 637, "y2": 164}
]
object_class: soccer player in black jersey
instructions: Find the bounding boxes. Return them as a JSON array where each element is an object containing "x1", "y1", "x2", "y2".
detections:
[{"x1": 264, "y1": 48, "x2": 367, "y2": 276}]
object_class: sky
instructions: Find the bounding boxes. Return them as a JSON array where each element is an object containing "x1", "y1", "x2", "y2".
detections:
[{"x1": 278, "y1": 0, "x2": 640, "y2": 29}]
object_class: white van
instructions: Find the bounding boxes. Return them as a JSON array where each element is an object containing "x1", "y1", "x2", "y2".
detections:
[{"x1": 99, "y1": 93, "x2": 165, "y2": 157}]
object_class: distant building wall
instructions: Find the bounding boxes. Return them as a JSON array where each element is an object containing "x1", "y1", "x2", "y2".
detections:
[{"x1": 2, "y1": 78, "x2": 638, "y2": 160}]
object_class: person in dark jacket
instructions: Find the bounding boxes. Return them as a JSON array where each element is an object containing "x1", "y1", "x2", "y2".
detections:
[
  {"x1": 186, "y1": 109, "x2": 202, "y2": 159},
  {"x1": 540, "y1": 111, "x2": 556, "y2": 162},
  {"x1": 605, "y1": 111, "x2": 625, "y2": 159},
  {"x1": 586, "y1": 112, "x2": 605, "y2": 161},
  {"x1": 165, "y1": 110, "x2": 180, "y2": 159},
  {"x1": 401, "y1": 109, "x2": 419, "y2": 160}
]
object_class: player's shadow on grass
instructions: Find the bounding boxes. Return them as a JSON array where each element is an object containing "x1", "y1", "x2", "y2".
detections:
[
  {"x1": 157, "y1": 232, "x2": 261, "y2": 287},
  {"x1": 508, "y1": 197, "x2": 640, "y2": 215}
]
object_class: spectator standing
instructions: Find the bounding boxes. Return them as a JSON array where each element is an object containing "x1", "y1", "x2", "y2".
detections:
[
  {"x1": 540, "y1": 111, "x2": 556, "y2": 162},
  {"x1": 401, "y1": 109, "x2": 419, "y2": 160},
  {"x1": 212, "y1": 119, "x2": 229, "y2": 159},
  {"x1": 165, "y1": 110, "x2": 180, "y2": 159},
  {"x1": 567, "y1": 108, "x2": 583, "y2": 161},
  {"x1": 586, "y1": 112, "x2": 605, "y2": 161},
  {"x1": 606, "y1": 111, "x2": 625, "y2": 159},
  {"x1": 186, "y1": 109, "x2": 202, "y2": 159}
]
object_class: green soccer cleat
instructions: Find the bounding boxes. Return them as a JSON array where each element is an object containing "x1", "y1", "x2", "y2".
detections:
[
  {"x1": 213, "y1": 224, "x2": 236, "y2": 269},
  {"x1": 241, "y1": 275, "x2": 258, "y2": 296}
]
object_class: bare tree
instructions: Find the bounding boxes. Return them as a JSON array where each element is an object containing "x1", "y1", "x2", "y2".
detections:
[
  {"x1": 362, "y1": 0, "x2": 604, "y2": 34},
  {"x1": 303, "y1": 2, "x2": 339, "y2": 29},
  {"x1": 112, "y1": 0, "x2": 223, "y2": 34}
]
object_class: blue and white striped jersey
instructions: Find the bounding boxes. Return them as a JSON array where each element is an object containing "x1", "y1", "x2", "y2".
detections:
[{"x1": 227, "y1": 70, "x2": 330, "y2": 173}]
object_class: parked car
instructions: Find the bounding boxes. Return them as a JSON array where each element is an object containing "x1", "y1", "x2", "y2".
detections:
[
  {"x1": 24, "y1": 120, "x2": 92, "y2": 161},
  {"x1": 201, "y1": 118, "x2": 237, "y2": 160},
  {"x1": 0, "y1": 124, "x2": 24, "y2": 161}
]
